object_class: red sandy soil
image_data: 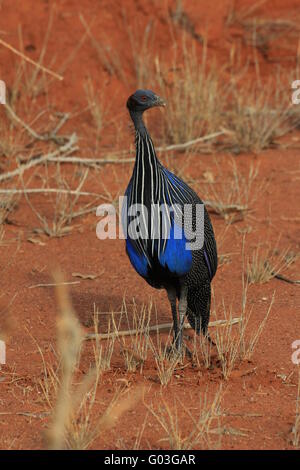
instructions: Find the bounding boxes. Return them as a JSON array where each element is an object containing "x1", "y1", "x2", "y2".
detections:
[{"x1": 0, "y1": 0, "x2": 300, "y2": 450}]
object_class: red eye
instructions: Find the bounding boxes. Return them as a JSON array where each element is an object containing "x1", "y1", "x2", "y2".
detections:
[{"x1": 141, "y1": 96, "x2": 147, "y2": 101}]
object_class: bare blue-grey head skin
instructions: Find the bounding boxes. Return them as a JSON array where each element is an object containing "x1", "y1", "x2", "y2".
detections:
[{"x1": 127, "y1": 89, "x2": 166, "y2": 137}]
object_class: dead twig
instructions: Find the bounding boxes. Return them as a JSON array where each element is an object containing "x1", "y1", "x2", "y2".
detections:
[
  {"x1": 157, "y1": 131, "x2": 225, "y2": 152},
  {"x1": 44, "y1": 131, "x2": 226, "y2": 166},
  {"x1": 5, "y1": 104, "x2": 70, "y2": 146},
  {"x1": 85, "y1": 317, "x2": 241, "y2": 341},
  {"x1": 28, "y1": 281, "x2": 80, "y2": 289},
  {"x1": 0, "y1": 37, "x2": 63, "y2": 81},
  {"x1": 0, "y1": 189, "x2": 240, "y2": 215},
  {"x1": 204, "y1": 200, "x2": 248, "y2": 214},
  {"x1": 47, "y1": 156, "x2": 135, "y2": 166},
  {"x1": 0, "y1": 188, "x2": 99, "y2": 197},
  {"x1": 274, "y1": 273, "x2": 300, "y2": 285},
  {"x1": 0, "y1": 133, "x2": 78, "y2": 183},
  {"x1": 0, "y1": 411, "x2": 51, "y2": 419},
  {"x1": 0, "y1": 133, "x2": 224, "y2": 181}
]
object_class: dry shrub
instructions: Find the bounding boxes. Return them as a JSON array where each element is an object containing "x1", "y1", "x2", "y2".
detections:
[
  {"x1": 155, "y1": 38, "x2": 225, "y2": 146},
  {"x1": 227, "y1": 0, "x2": 300, "y2": 58},
  {"x1": 151, "y1": 34, "x2": 299, "y2": 153},
  {"x1": 224, "y1": 79, "x2": 294, "y2": 153}
]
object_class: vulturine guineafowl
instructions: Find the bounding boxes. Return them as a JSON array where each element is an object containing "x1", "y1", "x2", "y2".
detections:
[{"x1": 122, "y1": 89, "x2": 218, "y2": 352}]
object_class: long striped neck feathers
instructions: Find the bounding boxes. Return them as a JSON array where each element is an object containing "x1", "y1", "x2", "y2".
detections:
[
  {"x1": 129, "y1": 110, "x2": 160, "y2": 173},
  {"x1": 129, "y1": 109, "x2": 149, "y2": 138},
  {"x1": 134, "y1": 127, "x2": 160, "y2": 179}
]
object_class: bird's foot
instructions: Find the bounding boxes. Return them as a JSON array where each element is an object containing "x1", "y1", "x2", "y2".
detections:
[
  {"x1": 183, "y1": 344, "x2": 193, "y2": 359},
  {"x1": 166, "y1": 342, "x2": 192, "y2": 361},
  {"x1": 206, "y1": 332, "x2": 216, "y2": 347},
  {"x1": 166, "y1": 343, "x2": 180, "y2": 360}
]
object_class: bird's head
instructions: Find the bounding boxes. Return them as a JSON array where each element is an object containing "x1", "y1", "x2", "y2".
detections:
[{"x1": 127, "y1": 89, "x2": 166, "y2": 113}]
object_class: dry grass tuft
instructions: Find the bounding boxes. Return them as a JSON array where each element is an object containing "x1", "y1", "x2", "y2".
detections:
[
  {"x1": 80, "y1": 13, "x2": 125, "y2": 83},
  {"x1": 202, "y1": 159, "x2": 261, "y2": 223},
  {"x1": 24, "y1": 166, "x2": 94, "y2": 237},
  {"x1": 125, "y1": 16, "x2": 156, "y2": 89},
  {"x1": 147, "y1": 386, "x2": 223, "y2": 449},
  {"x1": 0, "y1": 225, "x2": 4, "y2": 246},
  {"x1": 84, "y1": 77, "x2": 106, "y2": 151},
  {"x1": 246, "y1": 243, "x2": 297, "y2": 284},
  {"x1": 115, "y1": 299, "x2": 151, "y2": 373},
  {"x1": 292, "y1": 367, "x2": 300, "y2": 448},
  {"x1": 0, "y1": 116, "x2": 26, "y2": 162},
  {"x1": 213, "y1": 275, "x2": 275, "y2": 380},
  {"x1": 155, "y1": 38, "x2": 225, "y2": 146},
  {"x1": 148, "y1": 319, "x2": 183, "y2": 386},
  {"x1": 0, "y1": 193, "x2": 18, "y2": 226},
  {"x1": 92, "y1": 307, "x2": 116, "y2": 373},
  {"x1": 227, "y1": 1, "x2": 300, "y2": 60},
  {"x1": 225, "y1": 80, "x2": 294, "y2": 153},
  {"x1": 151, "y1": 33, "x2": 298, "y2": 153},
  {"x1": 192, "y1": 323, "x2": 213, "y2": 370}
]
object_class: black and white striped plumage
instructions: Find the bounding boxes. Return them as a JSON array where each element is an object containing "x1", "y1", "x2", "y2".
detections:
[{"x1": 123, "y1": 89, "x2": 218, "y2": 350}]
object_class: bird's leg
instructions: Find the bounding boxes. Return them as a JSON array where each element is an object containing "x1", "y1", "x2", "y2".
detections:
[
  {"x1": 167, "y1": 287, "x2": 178, "y2": 344},
  {"x1": 206, "y1": 332, "x2": 216, "y2": 346},
  {"x1": 177, "y1": 284, "x2": 188, "y2": 351},
  {"x1": 201, "y1": 287, "x2": 215, "y2": 347}
]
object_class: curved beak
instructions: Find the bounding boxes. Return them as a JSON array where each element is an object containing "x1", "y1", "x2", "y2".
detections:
[{"x1": 154, "y1": 95, "x2": 166, "y2": 107}]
